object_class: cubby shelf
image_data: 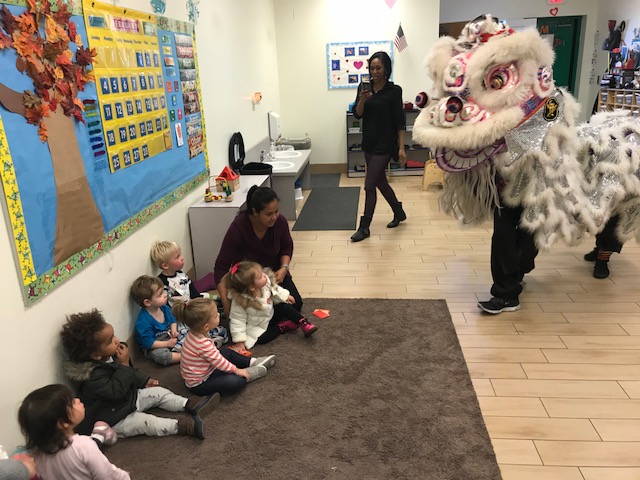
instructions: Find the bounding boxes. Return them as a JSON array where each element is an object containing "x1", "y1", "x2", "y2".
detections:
[
  {"x1": 345, "y1": 109, "x2": 431, "y2": 178},
  {"x1": 598, "y1": 88, "x2": 640, "y2": 117}
]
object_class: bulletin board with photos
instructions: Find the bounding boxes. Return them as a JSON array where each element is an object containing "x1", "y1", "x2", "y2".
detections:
[
  {"x1": 0, "y1": 0, "x2": 208, "y2": 304},
  {"x1": 326, "y1": 40, "x2": 393, "y2": 89}
]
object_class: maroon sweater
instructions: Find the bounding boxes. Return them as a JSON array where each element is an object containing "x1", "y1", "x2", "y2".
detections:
[{"x1": 213, "y1": 213, "x2": 294, "y2": 286}]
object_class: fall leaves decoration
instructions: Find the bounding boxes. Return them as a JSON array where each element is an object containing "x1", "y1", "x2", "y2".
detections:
[{"x1": 0, "y1": 0, "x2": 96, "y2": 142}]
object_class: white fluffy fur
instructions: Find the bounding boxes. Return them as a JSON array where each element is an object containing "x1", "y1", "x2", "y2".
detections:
[{"x1": 424, "y1": 36, "x2": 458, "y2": 99}]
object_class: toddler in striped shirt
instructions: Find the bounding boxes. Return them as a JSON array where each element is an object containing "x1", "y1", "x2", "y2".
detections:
[{"x1": 173, "y1": 298, "x2": 275, "y2": 396}]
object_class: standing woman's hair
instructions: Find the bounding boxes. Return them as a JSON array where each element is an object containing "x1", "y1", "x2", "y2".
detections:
[
  {"x1": 172, "y1": 297, "x2": 216, "y2": 330},
  {"x1": 368, "y1": 51, "x2": 392, "y2": 80},
  {"x1": 18, "y1": 384, "x2": 75, "y2": 454},
  {"x1": 245, "y1": 186, "x2": 279, "y2": 216}
]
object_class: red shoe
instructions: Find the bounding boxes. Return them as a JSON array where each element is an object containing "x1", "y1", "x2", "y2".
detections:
[
  {"x1": 298, "y1": 318, "x2": 317, "y2": 338},
  {"x1": 277, "y1": 319, "x2": 299, "y2": 333}
]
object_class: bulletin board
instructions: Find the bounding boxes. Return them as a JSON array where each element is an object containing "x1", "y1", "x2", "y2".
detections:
[
  {"x1": 0, "y1": 0, "x2": 208, "y2": 304},
  {"x1": 326, "y1": 40, "x2": 393, "y2": 89}
]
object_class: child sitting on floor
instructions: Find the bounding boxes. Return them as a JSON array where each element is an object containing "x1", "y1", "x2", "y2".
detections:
[
  {"x1": 17, "y1": 384, "x2": 129, "y2": 480},
  {"x1": 150, "y1": 240, "x2": 230, "y2": 348},
  {"x1": 131, "y1": 275, "x2": 181, "y2": 365},
  {"x1": 223, "y1": 261, "x2": 317, "y2": 355},
  {"x1": 150, "y1": 240, "x2": 203, "y2": 306},
  {"x1": 60, "y1": 309, "x2": 219, "y2": 440},
  {"x1": 172, "y1": 298, "x2": 274, "y2": 396}
]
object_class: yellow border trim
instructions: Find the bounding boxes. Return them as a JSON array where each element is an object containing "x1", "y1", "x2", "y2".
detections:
[{"x1": 0, "y1": 112, "x2": 36, "y2": 285}]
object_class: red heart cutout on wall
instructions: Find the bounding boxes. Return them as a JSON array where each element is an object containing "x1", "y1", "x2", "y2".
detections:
[
  {"x1": 354, "y1": 61, "x2": 363, "y2": 69},
  {"x1": 550, "y1": 7, "x2": 558, "y2": 16}
]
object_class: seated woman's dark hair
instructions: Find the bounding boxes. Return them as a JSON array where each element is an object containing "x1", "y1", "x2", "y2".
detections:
[
  {"x1": 369, "y1": 51, "x2": 392, "y2": 80},
  {"x1": 18, "y1": 384, "x2": 74, "y2": 454},
  {"x1": 245, "y1": 186, "x2": 279, "y2": 215}
]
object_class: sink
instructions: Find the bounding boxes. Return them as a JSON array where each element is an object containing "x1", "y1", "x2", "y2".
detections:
[
  {"x1": 273, "y1": 150, "x2": 302, "y2": 159},
  {"x1": 264, "y1": 160, "x2": 295, "y2": 171}
]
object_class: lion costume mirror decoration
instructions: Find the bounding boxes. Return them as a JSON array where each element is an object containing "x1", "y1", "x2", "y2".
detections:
[{"x1": 412, "y1": 14, "x2": 640, "y2": 249}]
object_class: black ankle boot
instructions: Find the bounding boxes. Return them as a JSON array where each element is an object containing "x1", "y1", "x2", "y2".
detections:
[
  {"x1": 593, "y1": 259, "x2": 610, "y2": 279},
  {"x1": 387, "y1": 202, "x2": 407, "y2": 228},
  {"x1": 351, "y1": 216, "x2": 371, "y2": 242}
]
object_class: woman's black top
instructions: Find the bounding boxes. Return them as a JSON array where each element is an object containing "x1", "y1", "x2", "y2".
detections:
[{"x1": 352, "y1": 81, "x2": 405, "y2": 156}]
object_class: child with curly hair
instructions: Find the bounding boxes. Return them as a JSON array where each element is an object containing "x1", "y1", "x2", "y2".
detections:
[
  {"x1": 18, "y1": 384, "x2": 129, "y2": 479},
  {"x1": 60, "y1": 309, "x2": 219, "y2": 440},
  {"x1": 173, "y1": 298, "x2": 274, "y2": 395},
  {"x1": 223, "y1": 261, "x2": 317, "y2": 355}
]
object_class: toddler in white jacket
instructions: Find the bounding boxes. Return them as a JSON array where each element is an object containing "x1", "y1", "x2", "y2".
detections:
[{"x1": 223, "y1": 261, "x2": 317, "y2": 354}]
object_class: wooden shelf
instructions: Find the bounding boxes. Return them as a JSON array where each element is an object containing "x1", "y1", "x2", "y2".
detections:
[{"x1": 598, "y1": 88, "x2": 640, "y2": 117}]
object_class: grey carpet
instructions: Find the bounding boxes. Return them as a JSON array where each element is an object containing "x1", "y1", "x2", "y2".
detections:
[
  {"x1": 106, "y1": 298, "x2": 501, "y2": 480},
  {"x1": 292, "y1": 187, "x2": 360, "y2": 231},
  {"x1": 310, "y1": 173, "x2": 341, "y2": 188}
]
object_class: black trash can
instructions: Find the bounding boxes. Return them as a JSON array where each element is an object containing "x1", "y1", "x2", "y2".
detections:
[{"x1": 240, "y1": 162, "x2": 273, "y2": 176}]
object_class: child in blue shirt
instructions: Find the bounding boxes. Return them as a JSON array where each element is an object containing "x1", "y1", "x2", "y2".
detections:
[{"x1": 131, "y1": 275, "x2": 180, "y2": 366}]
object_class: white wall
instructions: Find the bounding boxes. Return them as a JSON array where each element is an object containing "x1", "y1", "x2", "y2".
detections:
[
  {"x1": 439, "y1": 0, "x2": 602, "y2": 121},
  {"x1": 273, "y1": 0, "x2": 440, "y2": 166},
  {"x1": 0, "y1": 0, "x2": 281, "y2": 451}
]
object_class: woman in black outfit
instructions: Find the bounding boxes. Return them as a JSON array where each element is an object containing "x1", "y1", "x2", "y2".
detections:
[{"x1": 350, "y1": 51, "x2": 407, "y2": 242}]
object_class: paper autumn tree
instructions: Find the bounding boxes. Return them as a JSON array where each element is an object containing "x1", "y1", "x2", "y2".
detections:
[{"x1": 0, "y1": 0, "x2": 103, "y2": 266}]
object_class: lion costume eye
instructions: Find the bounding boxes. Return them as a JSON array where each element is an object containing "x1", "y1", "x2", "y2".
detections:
[
  {"x1": 444, "y1": 54, "x2": 470, "y2": 92},
  {"x1": 485, "y1": 64, "x2": 519, "y2": 91}
]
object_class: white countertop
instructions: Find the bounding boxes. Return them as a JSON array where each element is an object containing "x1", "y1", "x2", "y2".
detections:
[{"x1": 244, "y1": 149, "x2": 311, "y2": 176}]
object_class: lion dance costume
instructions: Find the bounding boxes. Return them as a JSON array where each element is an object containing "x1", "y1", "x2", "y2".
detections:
[{"x1": 411, "y1": 14, "x2": 640, "y2": 311}]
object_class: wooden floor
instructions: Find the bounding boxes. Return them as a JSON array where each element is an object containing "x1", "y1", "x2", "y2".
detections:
[{"x1": 289, "y1": 174, "x2": 640, "y2": 480}]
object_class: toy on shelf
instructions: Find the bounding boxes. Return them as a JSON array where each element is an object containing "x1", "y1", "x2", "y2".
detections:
[
  {"x1": 204, "y1": 187, "x2": 214, "y2": 202},
  {"x1": 215, "y1": 166, "x2": 240, "y2": 192}
]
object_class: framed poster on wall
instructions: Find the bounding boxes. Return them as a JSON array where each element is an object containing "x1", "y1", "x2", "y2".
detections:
[{"x1": 326, "y1": 40, "x2": 393, "y2": 89}]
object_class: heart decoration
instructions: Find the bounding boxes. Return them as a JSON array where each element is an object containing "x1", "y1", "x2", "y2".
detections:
[
  {"x1": 354, "y1": 61, "x2": 364, "y2": 70},
  {"x1": 550, "y1": 7, "x2": 558, "y2": 16},
  {"x1": 385, "y1": 0, "x2": 396, "y2": 8}
]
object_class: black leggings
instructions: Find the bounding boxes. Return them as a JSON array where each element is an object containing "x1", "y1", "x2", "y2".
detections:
[
  {"x1": 281, "y1": 274, "x2": 303, "y2": 312},
  {"x1": 363, "y1": 152, "x2": 400, "y2": 218},
  {"x1": 256, "y1": 303, "x2": 305, "y2": 344}
]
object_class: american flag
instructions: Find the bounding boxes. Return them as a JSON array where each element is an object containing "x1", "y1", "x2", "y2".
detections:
[{"x1": 394, "y1": 24, "x2": 408, "y2": 52}]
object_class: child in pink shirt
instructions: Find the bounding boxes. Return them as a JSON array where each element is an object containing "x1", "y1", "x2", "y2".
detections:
[
  {"x1": 173, "y1": 298, "x2": 275, "y2": 396},
  {"x1": 18, "y1": 384, "x2": 129, "y2": 480}
]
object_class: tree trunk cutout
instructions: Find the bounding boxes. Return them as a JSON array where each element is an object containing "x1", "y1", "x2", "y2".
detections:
[{"x1": 0, "y1": 84, "x2": 104, "y2": 266}]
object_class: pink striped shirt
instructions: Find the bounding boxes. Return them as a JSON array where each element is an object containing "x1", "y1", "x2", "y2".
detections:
[{"x1": 180, "y1": 331, "x2": 237, "y2": 387}]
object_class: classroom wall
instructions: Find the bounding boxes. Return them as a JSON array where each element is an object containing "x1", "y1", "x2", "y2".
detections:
[
  {"x1": 0, "y1": 0, "x2": 281, "y2": 451},
  {"x1": 439, "y1": 0, "x2": 602, "y2": 122},
  {"x1": 273, "y1": 0, "x2": 440, "y2": 166}
]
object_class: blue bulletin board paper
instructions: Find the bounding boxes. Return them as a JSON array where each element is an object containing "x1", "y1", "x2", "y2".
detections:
[{"x1": 0, "y1": 1, "x2": 208, "y2": 305}]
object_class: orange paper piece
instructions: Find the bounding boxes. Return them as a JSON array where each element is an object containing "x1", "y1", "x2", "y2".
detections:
[{"x1": 313, "y1": 309, "x2": 330, "y2": 319}]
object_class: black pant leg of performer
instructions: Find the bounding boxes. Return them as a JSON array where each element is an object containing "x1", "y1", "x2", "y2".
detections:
[
  {"x1": 256, "y1": 303, "x2": 305, "y2": 345},
  {"x1": 490, "y1": 205, "x2": 530, "y2": 300},
  {"x1": 596, "y1": 215, "x2": 623, "y2": 253},
  {"x1": 364, "y1": 153, "x2": 400, "y2": 218},
  {"x1": 281, "y1": 274, "x2": 303, "y2": 311},
  {"x1": 517, "y1": 223, "x2": 539, "y2": 279}
]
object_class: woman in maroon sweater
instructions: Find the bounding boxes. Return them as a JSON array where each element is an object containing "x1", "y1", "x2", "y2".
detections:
[{"x1": 214, "y1": 186, "x2": 303, "y2": 317}]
